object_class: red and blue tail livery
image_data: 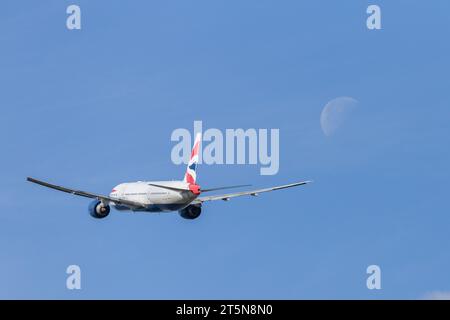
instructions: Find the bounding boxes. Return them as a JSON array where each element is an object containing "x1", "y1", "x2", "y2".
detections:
[{"x1": 184, "y1": 133, "x2": 201, "y2": 185}]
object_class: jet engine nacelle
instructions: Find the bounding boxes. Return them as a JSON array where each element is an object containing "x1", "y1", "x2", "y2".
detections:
[
  {"x1": 88, "y1": 200, "x2": 110, "y2": 219},
  {"x1": 178, "y1": 204, "x2": 202, "y2": 219}
]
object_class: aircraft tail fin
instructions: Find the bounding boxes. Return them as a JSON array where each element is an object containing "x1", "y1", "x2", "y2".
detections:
[{"x1": 183, "y1": 133, "x2": 201, "y2": 184}]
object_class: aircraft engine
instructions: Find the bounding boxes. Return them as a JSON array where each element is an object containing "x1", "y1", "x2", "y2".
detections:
[
  {"x1": 178, "y1": 204, "x2": 202, "y2": 219},
  {"x1": 88, "y1": 200, "x2": 110, "y2": 219}
]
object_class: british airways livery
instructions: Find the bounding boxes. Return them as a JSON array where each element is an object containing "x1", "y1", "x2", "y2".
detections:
[{"x1": 27, "y1": 133, "x2": 311, "y2": 220}]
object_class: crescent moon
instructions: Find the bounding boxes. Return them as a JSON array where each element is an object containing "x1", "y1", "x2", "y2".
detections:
[{"x1": 320, "y1": 97, "x2": 358, "y2": 136}]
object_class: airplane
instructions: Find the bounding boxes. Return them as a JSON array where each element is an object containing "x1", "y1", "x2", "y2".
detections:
[{"x1": 27, "y1": 133, "x2": 311, "y2": 219}]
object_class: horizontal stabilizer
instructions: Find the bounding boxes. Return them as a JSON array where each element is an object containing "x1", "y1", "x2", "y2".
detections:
[
  {"x1": 147, "y1": 183, "x2": 190, "y2": 192},
  {"x1": 201, "y1": 184, "x2": 251, "y2": 192}
]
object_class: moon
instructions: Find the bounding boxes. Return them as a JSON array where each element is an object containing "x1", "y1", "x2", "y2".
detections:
[{"x1": 320, "y1": 97, "x2": 359, "y2": 136}]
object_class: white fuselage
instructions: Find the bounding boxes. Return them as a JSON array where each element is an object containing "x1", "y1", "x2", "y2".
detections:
[{"x1": 109, "y1": 180, "x2": 197, "y2": 212}]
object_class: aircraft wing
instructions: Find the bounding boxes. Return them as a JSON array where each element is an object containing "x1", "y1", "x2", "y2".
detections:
[
  {"x1": 194, "y1": 180, "x2": 311, "y2": 203},
  {"x1": 26, "y1": 177, "x2": 147, "y2": 209}
]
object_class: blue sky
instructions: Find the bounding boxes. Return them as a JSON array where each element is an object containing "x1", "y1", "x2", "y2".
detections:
[{"x1": 1, "y1": 0, "x2": 449, "y2": 299}]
